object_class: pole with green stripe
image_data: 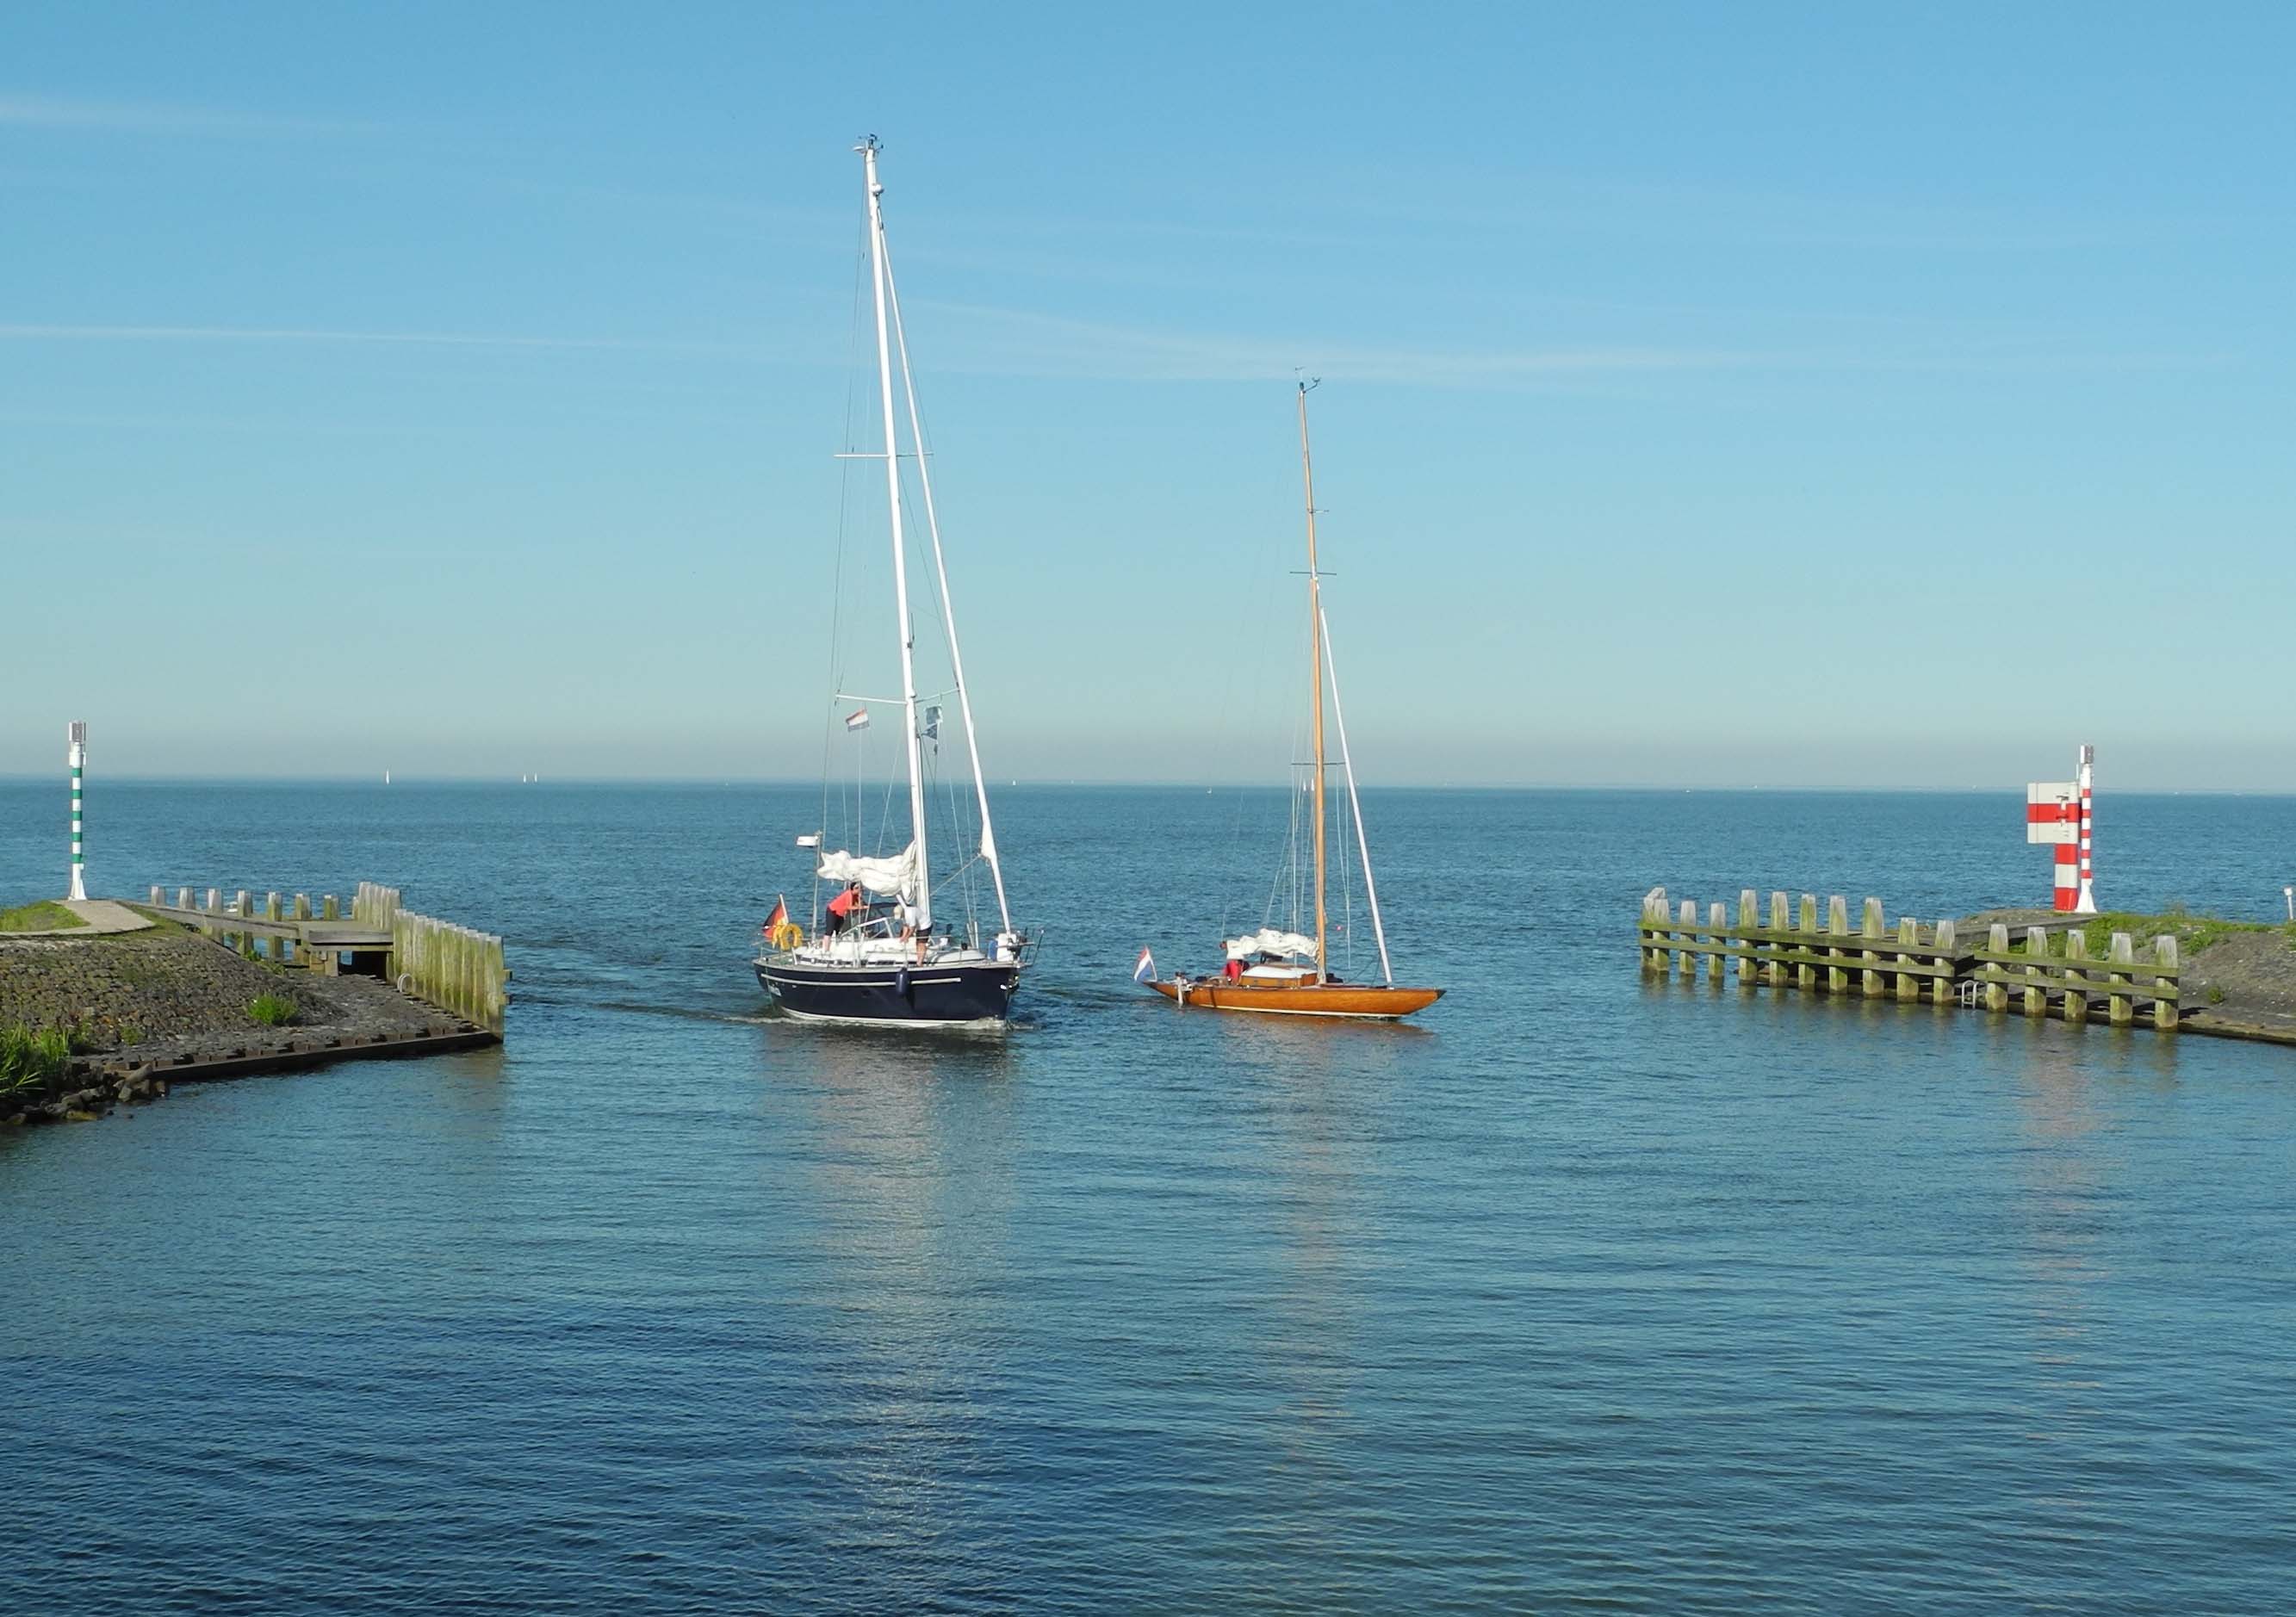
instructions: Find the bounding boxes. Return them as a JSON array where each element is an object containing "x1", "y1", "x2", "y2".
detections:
[{"x1": 66, "y1": 721, "x2": 87, "y2": 901}]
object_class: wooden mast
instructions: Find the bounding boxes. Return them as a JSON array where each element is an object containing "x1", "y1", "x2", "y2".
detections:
[{"x1": 1298, "y1": 381, "x2": 1327, "y2": 982}]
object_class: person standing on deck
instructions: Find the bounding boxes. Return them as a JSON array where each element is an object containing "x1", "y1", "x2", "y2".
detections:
[{"x1": 826, "y1": 882, "x2": 862, "y2": 937}]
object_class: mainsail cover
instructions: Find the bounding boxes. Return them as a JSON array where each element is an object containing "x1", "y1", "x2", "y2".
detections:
[
  {"x1": 1225, "y1": 927, "x2": 1319, "y2": 961},
  {"x1": 817, "y1": 843, "x2": 919, "y2": 903}
]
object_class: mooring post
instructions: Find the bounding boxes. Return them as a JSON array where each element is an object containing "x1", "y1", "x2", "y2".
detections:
[
  {"x1": 295, "y1": 893, "x2": 312, "y2": 921},
  {"x1": 1707, "y1": 901, "x2": 1728, "y2": 988},
  {"x1": 148, "y1": 884, "x2": 162, "y2": 907},
  {"x1": 1934, "y1": 919, "x2": 1958, "y2": 1007},
  {"x1": 323, "y1": 894, "x2": 339, "y2": 920},
  {"x1": 1677, "y1": 898, "x2": 1697, "y2": 978},
  {"x1": 1825, "y1": 896, "x2": 1850, "y2": 993},
  {"x1": 1641, "y1": 887, "x2": 1666, "y2": 973},
  {"x1": 266, "y1": 891, "x2": 282, "y2": 921},
  {"x1": 2063, "y1": 930, "x2": 2090, "y2": 1024},
  {"x1": 1860, "y1": 898, "x2": 1885, "y2": 996},
  {"x1": 176, "y1": 886, "x2": 191, "y2": 911},
  {"x1": 1896, "y1": 917, "x2": 1921, "y2": 1002},
  {"x1": 2107, "y1": 932, "x2": 2135, "y2": 1024},
  {"x1": 1768, "y1": 891, "x2": 1790, "y2": 985},
  {"x1": 2153, "y1": 937, "x2": 2180, "y2": 1031},
  {"x1": 1798, "y1": 895, "x2": 1819, "y2": 990},
  {"x1": 1738, "y1": 889, "x2": 1760, "y2": 988},
  {"x1": 1985, "y1": 924, "x2": 2010, "y2": 1013},
  {"x1": 2024, "y1": 926, "x2": 2051, "y2": 1017},
  {"x1": 206, "y1": 888, "x2": 221, "y2": 914}
]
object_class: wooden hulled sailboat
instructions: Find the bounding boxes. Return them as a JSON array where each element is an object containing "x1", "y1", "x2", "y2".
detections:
[
  {"x1": 1145, "y1": 384, "x2": 1443, "y2": 1020},
  {"x1": 754, "y1": 138, "x2": 1027, "y2": 1026}
]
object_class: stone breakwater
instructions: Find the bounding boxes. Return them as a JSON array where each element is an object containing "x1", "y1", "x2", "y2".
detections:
[{"x1": 1, "y1": 928, "x2": 487, "y2": 1126}]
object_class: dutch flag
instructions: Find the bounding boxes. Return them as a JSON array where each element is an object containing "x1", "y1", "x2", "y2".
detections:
[{"x1": 1133, "y1": 947, "x2": 1156, "y2": 984}]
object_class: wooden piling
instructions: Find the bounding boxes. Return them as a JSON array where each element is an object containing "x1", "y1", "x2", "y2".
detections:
[
  {"x1": 323, "y1": 894, "x2": 339, "y2": 920},
  {"x1": 1797, "y1": 895, "x2": 1818, "y2": 989},
  {"x1": 387, "y1": 905, "x2": 507, "y2": 1033},
  {"x1": 2107, "y1": 932, "x2": 2135, "y2": 1024},
  {"x1": 1738, "y1": 890, "x2": 1760, "y2": 988},
  {"x1": 1860, "y1": 897, "x2": 1885, "y2": 997},
  {"x1": 1826, "y1": 896, "x2": 1850, "y2": 994},
  {"x1": 2024, "y1": 926, "x2": 2051, "y2": 1017},
  {"x1": 2154, "y1": 938, "x2": 2180, "y2": 1031},
  {"x1": 1768, "y1": 892, "x2": 1790, "y2": 984},
  {"x1": 1933, "y1": 920, "x2": 1958, "y2": 1007},
  {"x1": 1675, "y1": 899, "x2": 1697, "y2": 977},
  {"x1": 1896, "y1": 918, "x2": 1921, "y2": 1002},
  {"x1": 2063, "y1": 931, "x2": 2090, "y2": 1024},
  {"x1": 1985, "y1": 924, "x2": 2010, "y2": 1012}
]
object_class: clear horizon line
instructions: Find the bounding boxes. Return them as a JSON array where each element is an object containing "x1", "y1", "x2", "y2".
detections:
[{"x1": 5, "y1": 773, "x2": 2294, "y2": 798}]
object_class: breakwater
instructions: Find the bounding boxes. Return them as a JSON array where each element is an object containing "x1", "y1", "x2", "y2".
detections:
[
  {"x1": 2, "y1": 878, "x2": 510, "y2": 1128},
  {"x1": 1639, "y1": 887, "x2": 2185, "y2": 1031},
  {"x1": 137, "y1": 880, "x2": 508, "y2": 1032}
]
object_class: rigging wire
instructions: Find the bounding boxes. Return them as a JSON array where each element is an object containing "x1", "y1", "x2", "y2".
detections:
[{"x1": 816, "y1": 205, "x2": 873, "y2": 925}]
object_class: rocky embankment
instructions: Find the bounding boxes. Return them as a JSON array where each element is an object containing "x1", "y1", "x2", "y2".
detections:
[{"x1": 1, "y1": 927, "x2": 477, "y2": 1126}]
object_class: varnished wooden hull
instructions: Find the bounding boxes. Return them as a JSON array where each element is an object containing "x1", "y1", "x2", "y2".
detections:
[{"x1": 1147, "y1": 979, "x2": 1443, "y2": 1019}]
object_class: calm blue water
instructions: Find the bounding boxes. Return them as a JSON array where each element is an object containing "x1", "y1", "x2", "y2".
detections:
[{"x1": 3, "y1": 782, "x2": 2294, "y2": 1613}]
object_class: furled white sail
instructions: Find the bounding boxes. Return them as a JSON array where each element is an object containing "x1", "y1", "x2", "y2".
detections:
[
  {"x1": 817, "y1": 844, "x2": 919, "y2": 902},
  {"x1": 1225, "y1": 928, "x2": 1319, "y2": 961}
]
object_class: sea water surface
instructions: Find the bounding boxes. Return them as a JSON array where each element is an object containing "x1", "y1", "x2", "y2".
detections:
[{"x1": 3, "y1": 782, "x2": 2294, "y2": 1613}]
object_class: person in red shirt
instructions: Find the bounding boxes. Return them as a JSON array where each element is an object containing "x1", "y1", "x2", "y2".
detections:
[{"x1": 826, "y1": 882, "x2": 862, "y2": 936}]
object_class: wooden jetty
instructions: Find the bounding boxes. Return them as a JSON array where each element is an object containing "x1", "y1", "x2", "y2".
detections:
[
  {"x1": 1638, "y1": 887, "x2": 2181, "y2": 1032},
  {"x1": 136, "y1": 880, "x2": 509, "y2": 1034}
]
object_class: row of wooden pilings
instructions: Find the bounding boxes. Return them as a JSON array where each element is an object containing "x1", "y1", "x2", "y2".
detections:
[
  {"x1": 355, "y1": 883, "x2": 509, "y2": 1033},
  {"x1": 148, "y1": 884, "x2": 343, "y2": 965},
  {"x1": 1638, "y1": 887, "x2": 2183, "y2": 1032}
]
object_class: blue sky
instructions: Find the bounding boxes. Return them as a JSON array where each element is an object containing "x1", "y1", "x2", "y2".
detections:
[{"x1": 4, "y1": 2, "x2": 2292, "y2": 787}]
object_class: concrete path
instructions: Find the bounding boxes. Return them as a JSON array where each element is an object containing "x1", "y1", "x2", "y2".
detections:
[{"x1": 0, "y1": 899, "x2": 155, "y2": 939}]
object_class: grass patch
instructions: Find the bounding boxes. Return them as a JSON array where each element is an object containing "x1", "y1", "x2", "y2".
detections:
[
  {"x1": 0, "y1": 901, "x2": 84, "y2": 932},
  {"x1": 249, "y1": 994, "x2": 299, "y2": 1027},
  {"x1": 2077, "y1": 910, "x2": 2296, "y2": 958}
]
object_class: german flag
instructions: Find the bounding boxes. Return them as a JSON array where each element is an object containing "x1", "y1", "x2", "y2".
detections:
[{"x1": 762, "y1": 895, "x2": 788, "y2": 936}]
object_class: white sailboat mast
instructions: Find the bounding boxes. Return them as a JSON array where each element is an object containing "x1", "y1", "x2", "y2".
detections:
[
  {"x1": 1299, "y1": 381, "x2": 1329, "y2": 980},
  {"x1": 880, "y1": 238, "x2": 1012, "y2": 936},
  {"x1": 860, "y1": 137, "x2": 933, "y2": 932},
  {"x1": 1320, "y1": 606, "x2": 1393, "y2": 984}
]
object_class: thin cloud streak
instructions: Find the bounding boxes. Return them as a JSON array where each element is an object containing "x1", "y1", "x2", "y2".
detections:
[
  {"x1": 0, "y1": 323, "x2": 738, "y2": 354},
  {"x1": 914, "y1": 301, "x2": 1750, "y2": 387},
  {"x1": 0, "y1": 92, "x2": 374, "y2": 137},
  {"x1": 912, "y1": 302, "x2": 2229, "y2": 388}
]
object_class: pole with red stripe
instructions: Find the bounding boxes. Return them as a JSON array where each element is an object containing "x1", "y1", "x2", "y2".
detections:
[{"x1": 2075, "y1": 744, "x2": 2096, "y2": 914}]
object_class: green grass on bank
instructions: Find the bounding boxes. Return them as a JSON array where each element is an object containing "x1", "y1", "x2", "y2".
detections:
[
  {"x1": 2078, "y1": 909, "x2": 2296, "y2": 957},
  {"x1": 0, "y1": 901, "x2": 84, "y2": 932}
]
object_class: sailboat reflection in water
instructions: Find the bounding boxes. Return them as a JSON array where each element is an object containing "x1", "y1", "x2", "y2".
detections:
[
  {"x1": 1141, "y1": 383, "x2": 1444, "y2": 1020},
  {"x1": 755, "y1": 138, "x2": 1029, "y2": 1026}
]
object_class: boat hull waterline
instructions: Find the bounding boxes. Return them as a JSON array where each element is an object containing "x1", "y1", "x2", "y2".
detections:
[
  {"x1": 1148, "y1": 980, "x2": 1443, "y2": 1019},
  {"x1": 757, "y1": 955, "x2": 1021, "y2": 1026}
]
